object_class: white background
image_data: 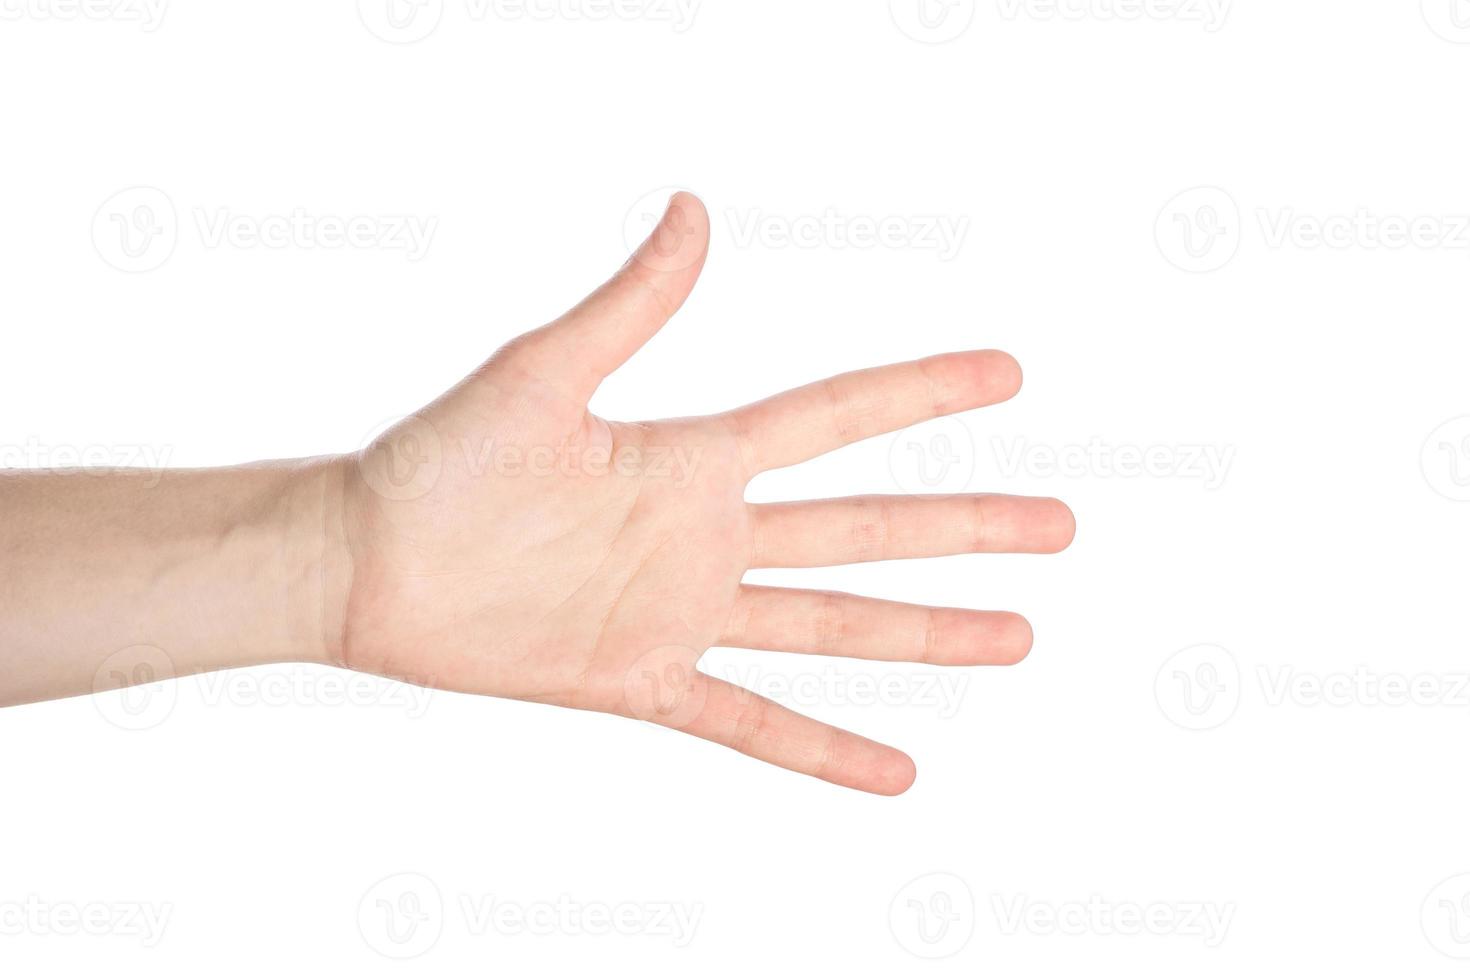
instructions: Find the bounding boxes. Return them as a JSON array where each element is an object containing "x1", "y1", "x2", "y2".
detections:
[{"x1": 3, "y1": 0, "x2": 1470, "y2": 975}]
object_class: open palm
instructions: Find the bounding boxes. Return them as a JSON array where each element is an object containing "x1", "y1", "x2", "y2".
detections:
[{"x1": 337, "y1": 193, "x2": 1073, "y2": 795}]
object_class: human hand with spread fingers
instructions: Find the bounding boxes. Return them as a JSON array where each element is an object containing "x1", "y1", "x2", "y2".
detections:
[{"x1": 0, "y1": 192, "x2": 1073, "y2": 795}]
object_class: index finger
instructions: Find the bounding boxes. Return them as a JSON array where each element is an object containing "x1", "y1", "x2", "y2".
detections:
[{"x1": 720, "y1": 349, "x2": 1022, "y2": 475}]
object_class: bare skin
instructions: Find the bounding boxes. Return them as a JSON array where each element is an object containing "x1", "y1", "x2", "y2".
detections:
[{"x1": 0, "y1": 192, "x2": 1073, "y2": 795}]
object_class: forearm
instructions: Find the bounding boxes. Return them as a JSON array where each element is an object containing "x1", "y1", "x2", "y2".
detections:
[{"x1": 0, "y1": 458, "x2": 348, "y2": 708}]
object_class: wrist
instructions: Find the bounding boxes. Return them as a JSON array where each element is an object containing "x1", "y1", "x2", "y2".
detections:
[
  {"x1": 281, "y1": 456, "x2": 354, "y2": 669},
  {"x1": 188, "y1": 456, "x2": 353, "y2": 672}
]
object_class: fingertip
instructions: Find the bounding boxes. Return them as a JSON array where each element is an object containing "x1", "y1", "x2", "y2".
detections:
[
  {"x1": 658, "y1": 191, "x2": 710, "y2": 257},
  {"x1": 953, "y1": 349, "x2": 1023, "y2": 407},
  {"x1": 919, "y1": 349, "x2": 1023, "y2": 417},
  {"x1": 941, "y1": 608, "x2": 1033, "y2": 665},
  {"x1": 666, "y1": 190, "x2": 709, "y2": 231},
  {"x1": 868, "y1": 750, "x2": 917, "y2": 796},
  {"x1": 984, "y1": 349, "x2": 1023, "y2": 397},
  {"x1": 630, "y1": 189, "x2": 710, "y2": 276},
  {"x1": 1045, "y1": 498, "x2": 1078, "y2": 553},
  {"x1": 997, "y1": 611, "x2": 1034, "y2": 664}
]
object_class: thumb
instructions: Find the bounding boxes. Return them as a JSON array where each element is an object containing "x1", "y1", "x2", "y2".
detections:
[{"x1": 507, "y1": 191, "x2": 710, "y2": 405}]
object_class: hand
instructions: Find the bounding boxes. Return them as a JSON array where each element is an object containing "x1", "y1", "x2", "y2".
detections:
[{"x1": 332, "y1": 193, "x2": 1075, "y2": 795}]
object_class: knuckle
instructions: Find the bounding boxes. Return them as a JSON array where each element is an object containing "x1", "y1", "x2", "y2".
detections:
[
  {"x1": 623, "y1": 267, "x2": 679, "y2": 324},
  {"x1": 821, "y1": 376, "x2": 864, "y2": 441},
  {"x1": 920, "y1": 607, "x2": 941, "y2": 665},
  {"x1": 812, "y1": 591, "x2": 848, "y2": 654},
  {"x1": 850, "y1": 498, "x2": 890, "y2": 562},
  {"x1": 729, "y1": 693, "x2": 769, "y2": 756},
  {"x1": 811, "y1": 726, "x2": 843, "y2": 782},
  {"x1": 914, "y1": 356, "x2": 953, "y2": 416},
  {"x1": 969, "y1": 495, "x2": 992, "y2": 551}
]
